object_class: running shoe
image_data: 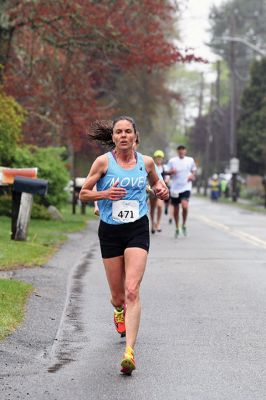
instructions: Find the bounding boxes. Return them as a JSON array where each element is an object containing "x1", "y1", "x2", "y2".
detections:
[
  {"x1": 175, "y1": 227, "x2": 179, "y2": 239},
  {"x1": 121, "y1": 346, "x2": 136, "y2": 375},
  {"x1": 182, "y1": 226, "x2": 187, "y2": 237},
  {"x1": 114, "y1": 307, "x2": 126, "y2": 337}
]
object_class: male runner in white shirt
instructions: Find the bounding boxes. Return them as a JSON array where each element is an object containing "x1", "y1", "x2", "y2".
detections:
[{"x1": 167, "y1": 145, "x2": 197, "y2": 238}]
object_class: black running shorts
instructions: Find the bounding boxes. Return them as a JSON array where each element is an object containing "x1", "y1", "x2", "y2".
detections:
[
  {"x1": 170, "y1": 190, "x2": 191, "y2": 206},
  {"x1": 98, "y1": 215, "x2": 150, "y2": 259}
]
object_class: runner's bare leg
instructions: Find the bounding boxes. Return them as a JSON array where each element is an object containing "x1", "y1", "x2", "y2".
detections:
[{"x1": 123, "y1": 247, "x2": 147, "y2": 349}]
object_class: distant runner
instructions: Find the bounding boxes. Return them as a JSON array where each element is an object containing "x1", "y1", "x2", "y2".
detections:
[
  {"x1": 167, "y1": 145, "x2": 197, "y2": 238},
  {"x1": 149, "y1": 150, "x2": 166, "y2": 233}
]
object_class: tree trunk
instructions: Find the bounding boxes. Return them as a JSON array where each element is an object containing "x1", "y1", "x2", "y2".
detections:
[{"x1": 0, "y1": 25, "x2": 14, "y2": 82}]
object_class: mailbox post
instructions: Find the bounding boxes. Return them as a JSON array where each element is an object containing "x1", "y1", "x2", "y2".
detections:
[
  {"x1": 12, "y1": 176, "x2": 48, "y2": 241},
  {"x1": 72, "y1": 177, "x2": 86, "y2": 215},
  {"x1": 262, "y1": 175, "x2": 266, "y2": 209}
]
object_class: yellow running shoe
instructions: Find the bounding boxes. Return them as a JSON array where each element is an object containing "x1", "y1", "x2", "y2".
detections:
[
  {"x1": 114, "y1": 307, "x2": 126, "y2": 337},
  {"x1": 182, "y1": 225, "x2": 187, "y2": 237},
  {"x1": 120, "y1": 346, "x2": 136, "y2": 375}
]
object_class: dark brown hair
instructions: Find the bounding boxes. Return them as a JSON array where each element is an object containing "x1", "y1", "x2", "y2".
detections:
[{"x1": 89, "y1": 116, "x2": 137, "y2": 149}]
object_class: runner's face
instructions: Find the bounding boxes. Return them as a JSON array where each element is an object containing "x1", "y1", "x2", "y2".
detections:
[
  {"x1": 154, "y1": 156, "x2": 163, "y2": 165},
  {"x1": 112, "y1": 120, "x2": 136, "y2": 151},
  {"x1": 178, "y1": 148, "x2": 186, "y2": 158}
]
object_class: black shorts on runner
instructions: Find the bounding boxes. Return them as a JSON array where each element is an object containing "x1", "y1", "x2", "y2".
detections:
[
  {"x1": 170, "y1": 190, "x2": 191, "y2": 206},
  {"x1": 98, "y1": 215, "x2": 150, "y2": 259}
]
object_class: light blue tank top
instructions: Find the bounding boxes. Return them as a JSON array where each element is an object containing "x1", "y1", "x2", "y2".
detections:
[{"x1": 97, "y1": 151, "x2": 148, "y2": 224}]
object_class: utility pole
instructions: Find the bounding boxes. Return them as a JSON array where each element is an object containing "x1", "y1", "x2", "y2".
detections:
[
  {"x1": 203, "y1": 84, "x2": 214, "y2": 196},
  {"x1": 197, "y1": 72, "x2": 205, "y2": 194},
  {"x1": 229, "y1": 15, "x2": 237, "y2": 159},
  {"x1": 214, "y1": 60, "x2": 221, "y2": 170},
  {"x1": 198, "y1": 73, "x2": 204, "y2": 118},
  {"x1": 216, "y1": 60, "x2": 221, "y2": 108},
  {"x1": 229, "y1": 14, "x2": 238, "y2": 202}
]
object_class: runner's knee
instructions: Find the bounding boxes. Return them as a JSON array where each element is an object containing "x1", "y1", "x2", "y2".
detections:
[
  {"x1": 182, "y1": 202, "x2": 188, "y2": 210},
  {"x1": 125, "y1": 285, "x2": 139, "y2": 303}
]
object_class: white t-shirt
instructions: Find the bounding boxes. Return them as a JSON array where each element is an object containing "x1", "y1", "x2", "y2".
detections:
[{"x1": 167, "y1": 156, "x2": 197, "y2": 197}]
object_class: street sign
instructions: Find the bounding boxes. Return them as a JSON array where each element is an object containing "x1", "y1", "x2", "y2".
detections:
[
  {"x1": 75, "y1": 177, "x2": 86, "y2": 188},
  {"x1": 230, "y1": 158, "x2": 240, "y2": 173}
]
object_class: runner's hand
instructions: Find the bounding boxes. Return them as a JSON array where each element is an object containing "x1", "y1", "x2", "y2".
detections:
[
  {"x1": 169, "y1": 168, "x2": 177, "y2": 175},
  {"x1": 94, "y1": 207, "x2": 100, "y2": 216},
  {"x1": 153, "y1": 181, "x2": 169, "y2": 200},
  {"x1": 107, "y1": 182, "x2": 127, "y2": 200}
]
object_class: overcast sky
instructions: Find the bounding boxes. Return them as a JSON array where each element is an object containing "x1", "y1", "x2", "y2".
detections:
[{"x1": 179, "y1": 0, "x2": 225, "y2": 73}]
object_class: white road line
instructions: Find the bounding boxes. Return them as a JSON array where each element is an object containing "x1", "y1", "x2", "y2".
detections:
[{"x1": 193, "y1": 215, "x2": 266, "y2": 250}]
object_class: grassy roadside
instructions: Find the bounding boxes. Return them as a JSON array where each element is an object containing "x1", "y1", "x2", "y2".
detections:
[
  {"x1": 0, "y1": 205, "x2": 96, "y2": 340},
  {"x1": 0, "y1": 279, "x2": 33, "y2": 340},
  {"x1": 195, "y1": 193, "x2": 266, "y2": 214},
  {"x1": 0, "y1": 205, "x2": 96, "y2": 270}
]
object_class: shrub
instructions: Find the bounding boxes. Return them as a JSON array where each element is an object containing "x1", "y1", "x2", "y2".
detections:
[
  {"x1": 0, "y1": 194, "x2": 51, "y2": 219},
  {"x1": 0, "y1": 89, "x2": 26, "y2": 165},
  {"x1": 31, "y1": 203, "x2": 51, "y2": 220},
  {"x1": 0, "y1": 194, "x2": 11, "y2": 217}
]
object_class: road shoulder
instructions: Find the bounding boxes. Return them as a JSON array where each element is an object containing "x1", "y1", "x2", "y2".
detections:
[{"x1": 0, "y1": 220, "x2": 99, "y2": 377}]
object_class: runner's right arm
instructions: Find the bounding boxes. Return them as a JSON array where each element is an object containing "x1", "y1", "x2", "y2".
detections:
[
  {"x1": 92, "y1": 185, "x2": 100, "y2": 216},
  {"x1": 79, "y1": 155, "x2": 126, "y2": 202},
  {"x1": 187, "y1": 159, "x2": 197, "y2": 182}
]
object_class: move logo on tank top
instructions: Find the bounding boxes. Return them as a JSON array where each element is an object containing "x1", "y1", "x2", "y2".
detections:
[{"x1": 108, "y1": 176, "x2": 146, "y2": 188}]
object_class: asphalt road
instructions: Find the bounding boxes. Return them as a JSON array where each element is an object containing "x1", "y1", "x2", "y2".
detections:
[{"x1": 1, "y1": 197, "x2": 266, "y2": 400}]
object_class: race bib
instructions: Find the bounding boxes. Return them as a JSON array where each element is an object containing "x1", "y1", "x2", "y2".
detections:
[{"x1": 112, "y1": 200, "x2": 139, "y2": 223}]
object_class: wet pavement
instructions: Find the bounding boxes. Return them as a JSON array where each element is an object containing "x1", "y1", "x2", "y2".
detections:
[{"x1": 1, "y1": 197, "x2": 266, "y2": 400}]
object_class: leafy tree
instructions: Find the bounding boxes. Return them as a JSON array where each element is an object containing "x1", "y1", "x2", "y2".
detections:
[
  {"x1": 189, "y1": 106, "x2": 231, "y2": 170},
  {"x1": 208, "y1": 0, "x2": 266, "y2": 137},
  {"x1": 209, "y1": 0, "x2": 266, "y2": 83},
  {"x1": 188, "y1": 61, "x2": 232, "y2": 171},
  {"x1": 237, "y1": 58, "x2": 266, "y2": 175},
  {"x1": 111, "y1": 67, "x2": 177, "y2": 153},
  {"x1": 0, "y1": 88, "x2": 26, "y2": 165},
  {"x1": 1, "y1": 1, "x2": 195, "y2": 136},
  {"x1": 0, "y1": 0, "x2": 202, "y2": 174}
]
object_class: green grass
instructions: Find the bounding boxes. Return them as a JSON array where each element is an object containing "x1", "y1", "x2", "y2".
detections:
[
  {"x1": 217, "y1": 197, "x2": 266, "y2": 213},
  {"x1": 0, "y1": 279, "x2": 33, "y2": 340},
  {"x1": 0, "y1": 205, "x2": 96, "y2": 270},
  {"x1": 195, "y1": 193, "x2": 266, "y2": 214}
]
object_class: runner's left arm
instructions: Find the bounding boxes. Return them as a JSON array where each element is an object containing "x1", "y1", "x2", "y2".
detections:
[{"x1": 188, "y1": 159, "x2": 197, "y2": 182}]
